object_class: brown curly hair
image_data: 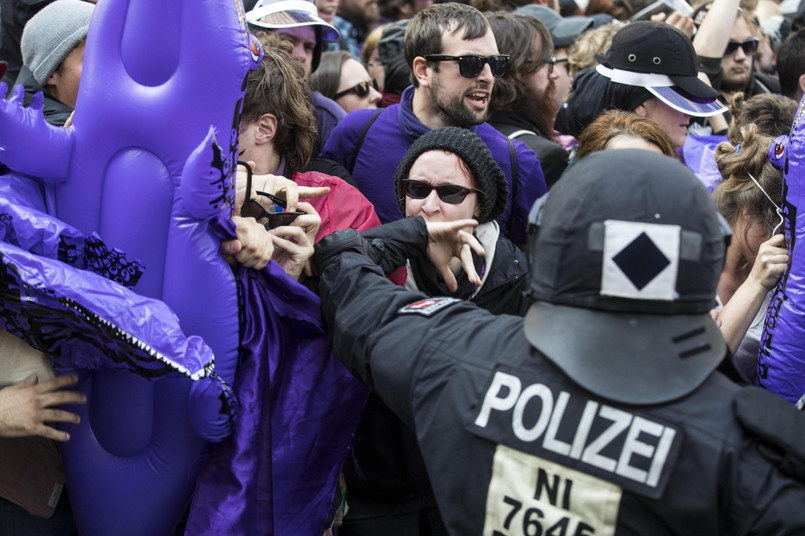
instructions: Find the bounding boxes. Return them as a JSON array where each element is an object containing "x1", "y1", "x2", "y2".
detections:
[
  {"x1": 713, "y1": 124, "x2": 783, "y2": 242},
  {"x1": 726, "y1": 92, "x2": 799, "y2": 145},
  {"x1": 243, "y1": 32, "x2": 318, "y2": 173}
]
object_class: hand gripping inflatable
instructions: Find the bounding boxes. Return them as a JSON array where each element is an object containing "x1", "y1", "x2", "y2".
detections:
[
  {"x1": 0, "y1": 0, "x2": 260, "y2": 533},
  {"x1": 759, "y1": 97, "x2": 805, "y2": 402}
]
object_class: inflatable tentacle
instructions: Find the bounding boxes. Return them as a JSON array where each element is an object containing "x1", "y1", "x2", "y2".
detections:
[
  {"x1": 0, "y1": 84, "x2": 73, "y2": 182},
  {"x1": 759, "y1": 97, "x2": 805, "y2": 402},
  {"x1": 181, "y1": 127, "x2": 232, "y2": 220},
  {"x1": 0, "y1": 193, "x2": 144, "y2": 287}
]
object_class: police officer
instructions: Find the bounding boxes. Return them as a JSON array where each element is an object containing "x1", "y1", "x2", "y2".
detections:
[{"x1": 312, "y1": 150, "x2": 805, "y2": 535}]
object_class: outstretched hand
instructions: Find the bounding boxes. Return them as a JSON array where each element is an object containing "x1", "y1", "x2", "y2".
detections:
[
  {"x1": 0, "y1": 374, "x2": 86, "y2": 442},
  {"x1": 425, "y1": 219, "x2": 484, "y2": 293}
]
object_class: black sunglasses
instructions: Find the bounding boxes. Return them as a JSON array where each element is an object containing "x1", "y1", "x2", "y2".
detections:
[
  {"x1": 401, "y1": 179, "x2": 481, "y2": 204},
  {"x1": 724, "y1": 38, "x2": 759, "y2": 57},
  {"x1": 238, "y1": 160, "x2": 304, "y2": 229},
  {"x1": 424, "y1": 54, "x2": 510, "y2": 78},
  {"x1": 334, "y1": 79, "x2": 379, "y2": 100}
]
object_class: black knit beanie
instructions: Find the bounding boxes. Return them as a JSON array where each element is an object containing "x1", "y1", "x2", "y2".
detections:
[{"x1": 395, "y1": 127, "x2": 509, "y2": 224}]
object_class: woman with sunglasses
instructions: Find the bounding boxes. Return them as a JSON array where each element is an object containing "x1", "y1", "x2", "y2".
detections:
[
  {"x1": 338, "y1": 127, "x2": 529, "y2": 536},
  {"x1": 712, "y1": 125, "x2": 788, "y2": 384},
  {"x1": 310, "y1": 51, "x2": 382, "y2": 113}
]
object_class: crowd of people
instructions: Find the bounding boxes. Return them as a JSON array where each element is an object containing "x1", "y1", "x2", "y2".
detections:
[{"x1": 1, "y1": 0, "x2": 805, "y2": 533}]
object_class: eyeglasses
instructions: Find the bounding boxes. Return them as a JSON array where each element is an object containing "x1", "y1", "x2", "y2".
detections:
[
  {"x1": 724, "y1": 38, "x2": 759, "y2": 57},
  {"x1": 524, "y1": 56, "x2": 568, "y2": 74},
  {"x1": 401, "y1": 179, "x2": 481, "y2": 204},
  {"x1": 424, "y1": 54, "x2": 510, "y2": 78},
  {"x1": 334, "y1": 79, "x2": 379, "y2": 100},
  {"x1": 238, "y1": 160, "x2": 304, "y2": 229}
]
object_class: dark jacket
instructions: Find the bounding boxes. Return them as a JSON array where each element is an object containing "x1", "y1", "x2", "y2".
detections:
[
  {"x1": 344, "y1": 217, "x2": 529, "y2": 501},
  {"x1": 320, "y1": 86, "x2": 548, "y2": 246},
  {"x1": 13, "y1": 66, "x2": 71, "y2": 126},
  {"x1": 489, "y1": 110, "x2": 569, "y2": 189},
  {"x1": 315, "y1": 228, "x2": 805, "y2": 536}
]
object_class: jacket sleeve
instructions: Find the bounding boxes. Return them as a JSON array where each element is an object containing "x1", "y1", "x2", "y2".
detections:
[
  {"x1": 312, "y1": 229, "x2": 486, "y2": 426},
  {"x1": 361, "y1": 216, "x2": 428, "y2": 274}
]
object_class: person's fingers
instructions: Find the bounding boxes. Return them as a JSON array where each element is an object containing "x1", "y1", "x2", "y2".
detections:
[
  {"x1": 460, "y1": 230, "x2": 485, "y2": 257},
  {"x1": 219, "y1": 239, "x2": 242, "y2": 257},
  {"x1": 40, "y1": 408, "x2": 81, "y2": 424},
  {"x1": 460, "y1": 244, "x2": 482, "y2": 286},
  {"x1": 14, "y1": 375, "x2": 38, "y2": 390},
  {"x1": 39, "y1": 390, "x2": 87, "y2": 408},
  {"x1": 438, "y1": 263, "x2": 459, "y2": 293},
  {"x1": 33, "y1": 374, "x2": 78, "y2": 394},
  {"x1": 279, "y1": 184, "x2": 299, "y2": 212},
  {"x1": 271, "y1": 225, "x2": 307, "y2": 244},
  {"x1": 34, "y1": 424, "x2": 71, "y2": 442},
  {"x1": 297, "y1": 186, "x2": 331, "y2": 199}
]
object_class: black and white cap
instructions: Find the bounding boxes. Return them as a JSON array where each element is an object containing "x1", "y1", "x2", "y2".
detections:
[
  {"x1": 524, "y1": 150, "x2": 730, "y2": 404},
  {"x1": 596, "y1": 21, "x2": 726, "y2": 117}
]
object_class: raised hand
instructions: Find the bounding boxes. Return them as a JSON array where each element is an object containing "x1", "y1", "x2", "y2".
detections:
[
  {"x1": 425, "y1": 219, "x2": 484, "y2": 293},
  {"x1": 0, "y1": 374, "x2": 86, "y2": 442}
]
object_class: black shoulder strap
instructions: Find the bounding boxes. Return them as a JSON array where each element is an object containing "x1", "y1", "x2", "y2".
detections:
[
  {"x1": 506, "y1": 137, "x2": 518, "y2": 210},
  {"x1": 348, "y1": 108, "x2": 384, "y2": 174}
]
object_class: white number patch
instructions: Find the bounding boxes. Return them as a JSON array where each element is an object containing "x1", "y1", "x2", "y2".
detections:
[{"x1": 483, "y1": 445, "x2": 622, "y2": 536}]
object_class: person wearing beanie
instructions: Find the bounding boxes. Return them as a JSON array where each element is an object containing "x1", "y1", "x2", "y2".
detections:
[
  {"x1": 335, "y1": 126, "x2": 529, "y2": 536},
  {"x1": 14, "y1": 0, "x2": 94, "y2": 125}
]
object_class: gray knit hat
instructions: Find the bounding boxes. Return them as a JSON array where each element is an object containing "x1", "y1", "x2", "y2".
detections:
[
  {"x1": 21, "y1": 0, "x2": 94, "y2": 86},
  {"x1": 395, "y1": 127, "x2": 509, "y2": 224}
]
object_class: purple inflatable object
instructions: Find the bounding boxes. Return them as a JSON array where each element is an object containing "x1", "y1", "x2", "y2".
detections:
[
  {"x1": 759, "y1": 96, "x2": 805, "y2": 402},
  {"x1": 0, "y1": 0, "x2": 260, "y2": 533}
]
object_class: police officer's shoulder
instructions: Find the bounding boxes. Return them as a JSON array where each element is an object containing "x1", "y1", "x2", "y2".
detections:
[{"x1": 734, "y1": 386, "x2": 805, "y2": 483}]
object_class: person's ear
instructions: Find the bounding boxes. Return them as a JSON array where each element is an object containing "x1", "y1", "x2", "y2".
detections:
[
  {"x1": 633, "y1": 103, "x2": 648, "y2": 117},
  {"x1": 413, "y1": 56, "x2": 431, "y2": 88},
  {"x1": 798, "y1": 74, "x2": 805, "y2": 98},
  {"x1": 256, "y1": 113, "x2": 278, "y2": 144}
]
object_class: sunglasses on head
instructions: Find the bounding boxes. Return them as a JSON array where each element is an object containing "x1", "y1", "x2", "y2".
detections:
[
  {"x1": 401, "y1": 179, "x2": 481, "y2": 204},
  {"x1": 724, "y1": 38, "x2": 759, "y2": 57},
  {"x1": 238, "y1": 160, "x2": 304, "y2": 229},
  {"x1": 424, "y1": 54, "x2": 510, "y2": 78},
  {"x1": 334, "y1": 79, "x2": 379, "y2": 100}
]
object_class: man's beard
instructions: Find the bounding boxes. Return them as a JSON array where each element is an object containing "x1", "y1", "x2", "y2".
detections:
[
  {"x1": 720, "y1": 69, "x2": 753, "y2": 93},
  {"x1": 517, "y1": 79, "x2": 559, "y2": 138},
  {"x1": 429, "y1": 73, "x2": 489, "y2": 127}
]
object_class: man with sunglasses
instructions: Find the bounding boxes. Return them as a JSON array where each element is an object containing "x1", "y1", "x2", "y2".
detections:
[
  {"x1": 487, "y1": 12, "x2": 569, "y2": 189},
  {"x1": 693, "y1": 0, "x2": 780, "y2": 129},
  {"x1": 321, "y1": 2, "x2": 547, "y2": 248}
]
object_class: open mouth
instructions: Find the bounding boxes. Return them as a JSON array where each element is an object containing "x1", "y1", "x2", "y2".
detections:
[{"x1": 467, "y1": 91, "x2": 488, "y2": 108}]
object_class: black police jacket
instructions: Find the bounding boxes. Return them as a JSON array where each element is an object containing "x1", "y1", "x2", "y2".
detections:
[{"x1": 314, "y1": 228, "x2": 805, "y2": 536}]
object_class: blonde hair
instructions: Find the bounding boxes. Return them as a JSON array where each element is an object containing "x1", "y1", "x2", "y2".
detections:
[{"x1": 567, "y1": 23, "x2": 619, "y2": 79}]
